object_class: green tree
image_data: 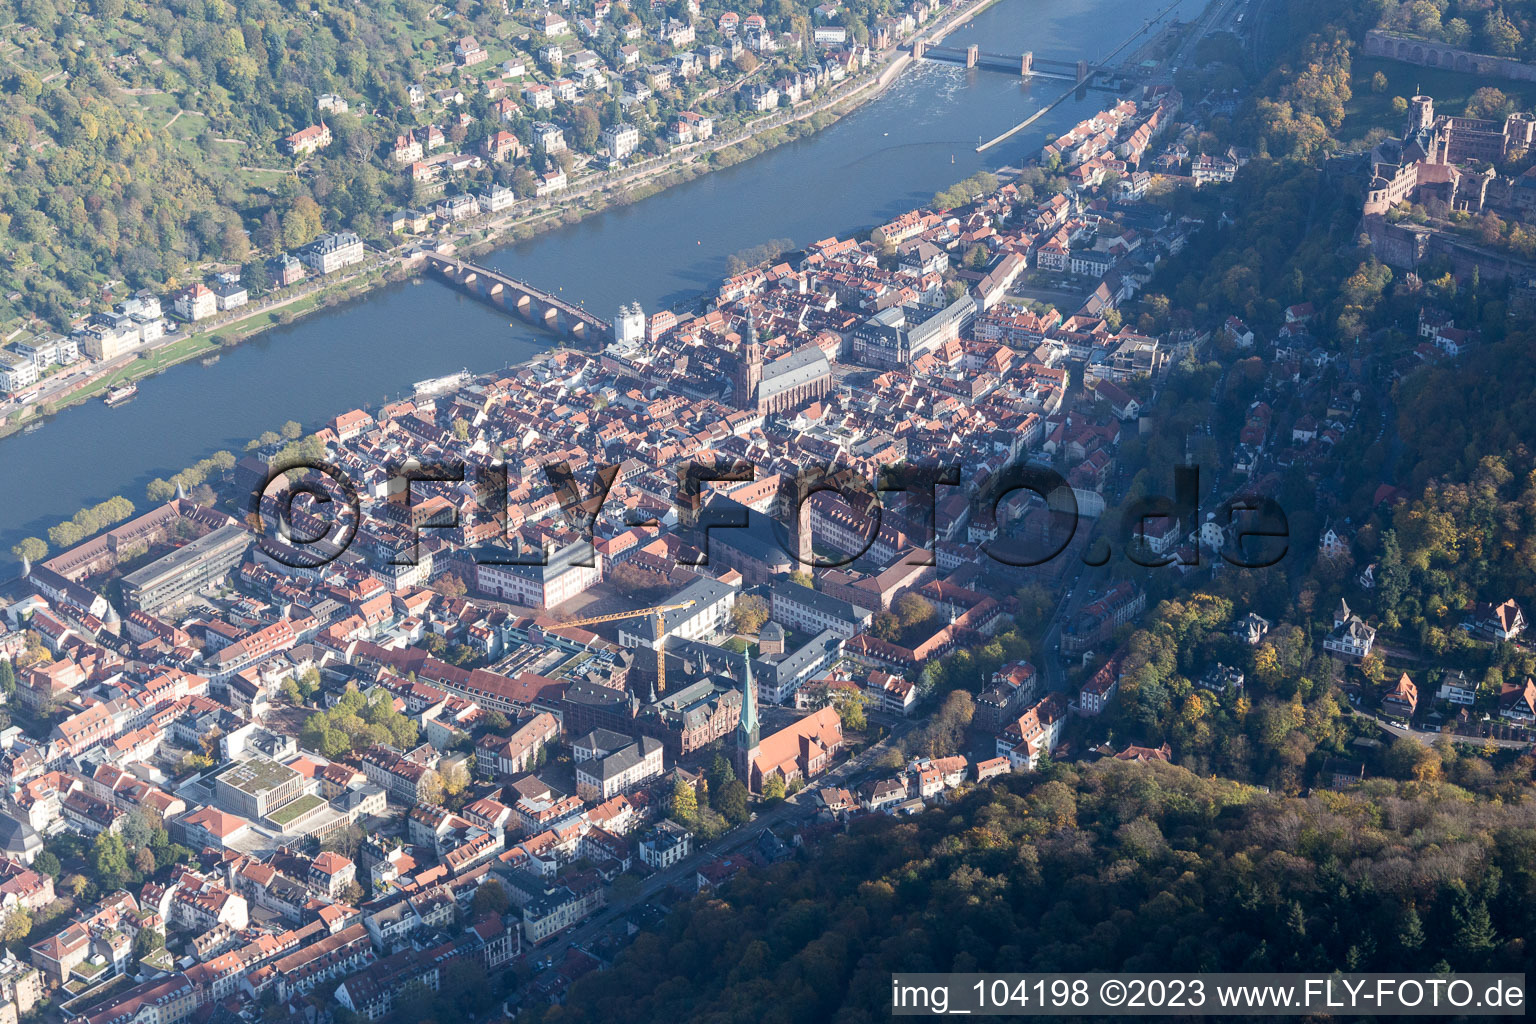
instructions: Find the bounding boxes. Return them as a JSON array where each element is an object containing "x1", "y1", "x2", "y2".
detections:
[
  {"x1": 241, "y1": 260, "x2": 272, "y2": 296},
  {"x1": 894, "y1": 592, "x2": 934, "y2": 628},
  {"x1": 761, "y1": 773, "x2": 787, "y2": 801},
  {"x1": 90, "y1": 832, "x2": 128, "y2": 889},
  {"x1": 1398, "y1": 907, "x2": 1425, "y2": 952},
  {"x1": 1483, "y1": 9, "x2": 1522, "y2": 55},
  {"x1": 133, "y1": 928, "x2": 165, "y2": 959},
  {"x1": 33, "y1": 851, "x2": 60, "y2": 879},
  {"x1": 1451, "y1": 892, "x2": 1497, "y2": 966},
  {"x1": 717, "y1": 779, "x2": 750, "y2": 824},
  {"x1": 391, "y1": 979, "x2": 437, "y2": 1024},
  {"x1": 471, "y1": 879, "x2": 510, "y2": 918},
  {"x1": 611, "y1": 872, "x2": 643, "y2": 902},
  {"x1": 10, "y1": 537, "x2": 46, "y2": 563},
  {"x1": 833, "y1": 689, "x2": 868, "y2": 732},
  {"x1": 707, "y1": 753, "x2": 736, "y2": 791}
]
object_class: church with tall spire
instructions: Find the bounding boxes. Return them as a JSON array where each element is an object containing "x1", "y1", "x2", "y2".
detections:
[
  {"x1": 734, "y1": 655, "x2": 760, "y2": 785},
  {"x1": 729, "y1": 313, "x2": 764, "y2": 412}
]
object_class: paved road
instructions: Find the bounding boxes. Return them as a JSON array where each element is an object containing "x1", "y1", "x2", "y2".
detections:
[{"x1": 1360, "y1": 709, "x2": 1533, "y2": 751}]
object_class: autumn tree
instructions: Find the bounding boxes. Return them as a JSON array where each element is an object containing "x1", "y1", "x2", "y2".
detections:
[
  {"x1": 894, "y1": 592, "x2": 935, "y2": 629},
  {"x1": 669, "y1": 776, "x2": 699, "y2": 823},
  {"x1": 418, "y1": 771, "x2": 445, "y2": 806},
  {"x1": 731, "y1": 594, "x2": 770, "y2": 634},
  {"x1": 10, "y1": 537, "x2": 46, "y2": 564},
  {"x1": 441, "y1": 760, "x2": 470, "y2": 798},
  {"x1": 1, "y1": 908, "x2": 31, "y2": 944}
]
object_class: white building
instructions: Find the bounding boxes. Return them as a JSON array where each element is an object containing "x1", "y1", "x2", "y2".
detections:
[
  {"x1": 532, "y1": 122, "x2": 567, "y2": 154},
  {"x1": 1436, "y1": 670, "x2": 1477, "y2": 707},
  {"x1": 602, "y1": 121, "x2": 640, "y2": 160},
  {"x1": 173, "y1": 282, "x2": 218, "y2": 322},
  {"x1": 0, "y1": 353, "x2": 38, "y2": 393},
  {"x1": 522, "y1": 83, "x2": 555, "y2": 110},
  {"x1": 614, "y1": 302, "x2": 646, "y2": 345},
  {"x1": 638, "y1": 819, "x2": 692, "y2": 868},
  {"x1": 617, "y1": 576, "x2": 736, "y2": 652},
  {"x1": 304, "y1": 232, "x2": 365, "y2": 275},
  {"x1": 211, "y1": 280, "x2": 248, "y2": 311},
  {"x1": 436, "y1": 194, "x2": 479, "y2": 222},
  {"x1": 11, "y1": 334, "x2": 80, "y2": 369},
  {"x1": 535, "y1": 168, "x2": 568, "y2": 195},
  {"x1": 572, "y1": 730, "x2": 665, "y2": 801},
  {"x1": 1322, "y1": 599, "x2": 1376, "y2": 660},
  {"x1": 478, "y1": 185, "x2": 517, "y2": 214}
]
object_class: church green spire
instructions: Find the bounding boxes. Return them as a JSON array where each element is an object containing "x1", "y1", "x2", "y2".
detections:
[{"x1": 737, "y1": 655, "x2": 759, "y2": 755}]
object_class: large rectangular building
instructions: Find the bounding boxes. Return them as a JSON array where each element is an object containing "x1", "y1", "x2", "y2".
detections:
[
  {"x1": 303, "y1": 231, "x2": 365, "y2": 274},
  {"x1": 121, "y1": 524, "x2": 251, "y2": 615},
  {"x1": 769, "y1": 581, "x2": 872, "y2": 639},
  {"x1": 572, "y1": 730, "x2": 664, "y2": 801},
  {"x1": 474, "y1": 540, "x2": 603, "y2": 609},
  {"x1": 617, "y1": 575, "x2": 737, "y2": 651},
  {"x1": 213, "y1": 756, "x2": 310, "y2": 820}
]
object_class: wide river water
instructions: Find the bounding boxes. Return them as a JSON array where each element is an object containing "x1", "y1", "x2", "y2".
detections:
[{"x1": 0, "y1": 0, "x2": 1201, "y2": 556}]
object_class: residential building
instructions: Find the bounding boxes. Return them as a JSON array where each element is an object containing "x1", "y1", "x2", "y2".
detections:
[
  {"x1": 1381, "y1": 672, "x2": 1418, "y2": 720},
  {"x1": 304, "y1": 232, "x2": 365, "y2": 275},
  {"x1": 572, "y1": 731, "x2": 665, "y2": 801},
  {"x1": 532, "y1": 122, "x2": 566, "y2": 155},
  {"x1": 1499, "y1": 677, "x2": 1536, "y2": 724},
  {"x1": 173, "y1": 283, "x2": 217, "y2": 322},
  {"x1": 1322, "y1": 599, "x2": 1376, "y2": 660},
  {"x1": 638, "y1": 819, "x2": 693, "y2": 869},
  {"x1": 1436, "y1": 670, "x2": 1477, "y2": 707},
  {"x1": 285, "y1": 123, "x2": 332, "y2": 156},
  {"x1": 602, "y1": 122, "x2": 640, "y2": 160}
]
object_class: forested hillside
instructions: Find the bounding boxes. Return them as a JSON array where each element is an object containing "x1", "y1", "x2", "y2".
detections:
[
  {"x1": 0, "y1": 0, "x2": 913, "y2": 329},
  {"x1": 0, "y1": 0, "x2": 428, "y2": 326},
  {"x1": 537, "y1": 762, "x2": 1534, "y2": 1024}
]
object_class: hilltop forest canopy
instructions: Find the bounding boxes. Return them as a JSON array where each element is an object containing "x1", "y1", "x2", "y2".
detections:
[
  {"x1": 0, "y1": 0, "x2": 915, "y2": 330},
  {"x1": 537, "y1": 762, "x2": 1535, "y2": 1024}
]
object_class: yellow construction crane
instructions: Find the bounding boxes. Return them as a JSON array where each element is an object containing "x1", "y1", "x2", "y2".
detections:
[{"x1": 548, "y1": 600, "x2": 696, "y2": 694}]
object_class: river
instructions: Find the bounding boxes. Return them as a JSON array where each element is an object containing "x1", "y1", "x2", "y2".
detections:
[{"x1": 0, "y1": 0, "x2": 1201, "y2": 556}]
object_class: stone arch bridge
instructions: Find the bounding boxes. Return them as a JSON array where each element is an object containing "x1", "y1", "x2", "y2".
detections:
[{"x1": 423, "y1": 253, "x2": 611, "y2": 343}]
